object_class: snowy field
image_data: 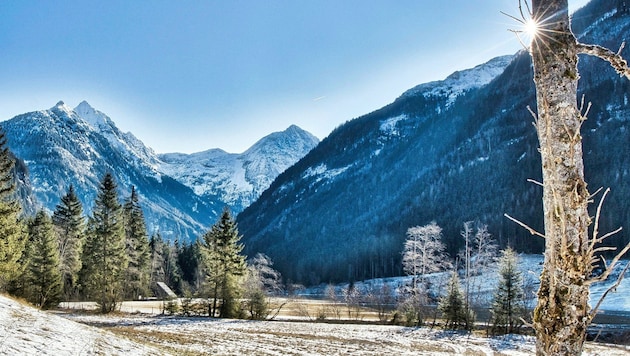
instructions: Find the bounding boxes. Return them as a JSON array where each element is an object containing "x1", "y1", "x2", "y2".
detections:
[
  {"x1": 58, "y1": 312, "x2": 630, "y2": 355},
  {"x1": 3, "y1": 254, "x2": 630, "y2": 355},
  {"x1": 0, "y1": 295, "x2": 161, "y2": 355},
  {"x1": 2, "y1": 293, "x2": 630, "y2": 356}
]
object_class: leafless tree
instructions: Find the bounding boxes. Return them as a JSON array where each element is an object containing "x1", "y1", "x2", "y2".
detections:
[
  {"x1": 460, "y1": 222, "x2": 498, "y2": 309},
  {"x1": 325, "y1": 284, "x2": 343, "y2": 319},
  {"x1": 504, "y1": 1, "x2": 630, "y2": 354},
  {"x1": 243, "y1": 253, "x2": 286, "y2": 320},
  {"x1": 248, "y1": 253, "x2": 283, "y2": 295},
  {"x1": 402, "y1": 221, "x2": 451, "y2": 291}
]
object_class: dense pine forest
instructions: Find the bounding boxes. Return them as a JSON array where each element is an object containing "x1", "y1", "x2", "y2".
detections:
[{"x1": 0, "y1": 126, "x2": 267, "y2": 317}]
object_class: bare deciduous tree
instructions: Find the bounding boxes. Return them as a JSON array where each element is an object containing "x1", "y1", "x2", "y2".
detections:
[
  {"x1": 459, "y1": 222, "x2": 498, "y2": 310},
  {"x1": 402, "y1": 221, "x2": 451, "y2": 290},
  {"x1": 247, "y1": 253, "x2": 283, "y2": 295},
  {"x1": 506, "y1": 0, "x2": 630, "y2": 354}
]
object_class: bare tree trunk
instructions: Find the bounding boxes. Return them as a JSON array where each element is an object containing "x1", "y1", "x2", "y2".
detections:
[{"x1": 530, "y1": 0, "x2": 590, "y2": 354}]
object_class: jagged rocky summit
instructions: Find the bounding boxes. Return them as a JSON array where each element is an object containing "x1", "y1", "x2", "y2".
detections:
[{"x1": 1, "y1": 100, "x2": 318, "y2": 240}]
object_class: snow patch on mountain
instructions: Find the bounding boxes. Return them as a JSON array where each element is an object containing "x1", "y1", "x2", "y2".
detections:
[
  {"x1": 303, "y1": 163, "x2": 351, "y2": 185},
  {"x1": 402, "y1": 55, "x2": 515, "y2": 107},
  {"x1": 159, "y1": 149, "x2": 249, "y2": 199},
  {"x1": 380, "y1": 115, "x2": 407, "y2": 136},
  {"x1": 581, "y1": 9, "x2": 617, "y2": 36}
]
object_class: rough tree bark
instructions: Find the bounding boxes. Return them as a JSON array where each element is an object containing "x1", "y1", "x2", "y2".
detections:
[
  {"x1": 530, "y1": 1, "x2": 590, "y2": 354},
  {"x1": 527, "y1": 0, "x2": 630, "y2": 354}
]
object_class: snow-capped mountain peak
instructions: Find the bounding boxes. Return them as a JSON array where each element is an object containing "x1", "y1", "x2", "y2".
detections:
[
  {"x1": 50, "y1": 100, "x2": 74, "y2": 116},
  {"x1": 244, "y1": 125, "x2": 319, "y2": 157},
  {"x1": 74, "y1": 100, "x2": 109, "y2": 131},
  {"x1": 72, "y1": 101, "x2": 160, "y2": 169},
  {"x1": 2, "y1": 100, "x2": 319, "y2": 238},
  {"x1": 159, "y1": 125, "x2": 319, "y2": 212},
  {"x1": 2, "y1": 100, "x2": 223, "y2": 239},
  {"x1": 401, "y1": 55, "x2": 515, "y2": 106}
]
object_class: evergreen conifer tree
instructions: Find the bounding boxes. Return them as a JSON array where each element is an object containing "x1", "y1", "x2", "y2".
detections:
[
  {"x1": 490, "y1": 247, "x2": 525, "y2": 334},
  {"x1": 52, "y1": 185, "x2": 86, "y2": 300},
  {"x1": 201, "y1": 208, "x2": 246, "y2": 318},
  {"x1": 123, "y1": 186, "x2": 150, "y2": 300},
  {"x1": 438, "y1": 271, "x2": 469, "y2": 330},
  {"x1": 80, "y1": 173, "x2": 127, "y2": 313},
  {"x1": 200, "y1": 231, "x2": 222, "y2": 316},
  {"x1": 149, "y1": 232, "x2": 166, "y2": 289},
  {"x1": 148, "y1": 233, "x2": 184, "y2": 296},
  {"x1": 177, "y1": 240, "x2": 201, "y2": 290},
  {"x1": 165, "y1": 237, "x2": 183, "y2": 294},
  {"x1": 0, "y1": 128, "x2": 26, "y2": 291},
  {"x1": 25, "y1": 211, "x2": 63, "y2": 309}
]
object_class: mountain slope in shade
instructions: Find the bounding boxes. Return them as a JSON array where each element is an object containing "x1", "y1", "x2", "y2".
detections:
[
  {"x1": 159, "y1": 125, "x2": 319, "y2": 213},
  {"x1": 237, "y1": 0, "x2": 630, "y2": 285}
]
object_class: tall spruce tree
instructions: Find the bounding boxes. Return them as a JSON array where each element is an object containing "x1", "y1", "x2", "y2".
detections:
[
  {"x1": 25, "y1": 211, "x2": 63, "y2": 309},
  {"x1": 80, "y1": 173, "x2": 127, "y2": 313},
  {"x1": 491, "y1": 247, "x2": 525, "y2": 335},
  {"x1": 0, "y1": 128, "x2": 26, "y2": 291},
  {"x1": 201, "y1": 208, "x2": 246, "y2": 318},
  {"x1": 52, "y1": 185, "x2": 86, "y2": 300},
  {"x1": 200, "y1": 232, "x2": 222, "y2": 316},
  {"x1": 165, "y1": 237, "x2": 183, "y2": 294},
  {"x1": 123, "y1": 186, "x2": 150, "y2": 300},
  {"x1": 149, "y1": 232, "x2": 166, "y2": 289},
  {"x1": 438, "y1": 271, "x2": 469, "y2": 330}
]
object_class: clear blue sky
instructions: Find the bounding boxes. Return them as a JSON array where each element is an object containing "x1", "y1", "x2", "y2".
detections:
[{"x1": 0, "y1": 0, "x2": 589, "y2": 154}]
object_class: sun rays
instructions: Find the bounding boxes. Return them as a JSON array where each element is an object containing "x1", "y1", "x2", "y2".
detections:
[
  {"x1": 524, "y1": 17, "x2": 540, "y2": 39},
  {"x1": 502, "y1": 0, "x2": 572, "y2": 52}
]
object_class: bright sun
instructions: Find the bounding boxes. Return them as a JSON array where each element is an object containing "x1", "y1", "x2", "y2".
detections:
[{"x1": 524, "y1": 18, "x2": 539, "y2": 38}]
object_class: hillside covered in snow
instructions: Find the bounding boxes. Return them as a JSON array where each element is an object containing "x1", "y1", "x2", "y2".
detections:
[
  {"x1": 3, "y1": 290, "x2": 630, "y2": 355},
  {"x1": 1, "y1": 101, "x2": 317, "y2": 240},
  {"x1": 0, "y1": 294, "x2": 163, "y2": 355}
]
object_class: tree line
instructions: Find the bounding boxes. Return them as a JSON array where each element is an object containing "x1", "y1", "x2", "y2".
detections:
[
  {"x1": 0, "y1": 130, "x2": 279, "y2": 318},
  {"x1": 0, "y1": 169, "x2": 153, "y2": 312},
  {"x1": 398, "y1": 221, "x2": 531, "y2": 334}
]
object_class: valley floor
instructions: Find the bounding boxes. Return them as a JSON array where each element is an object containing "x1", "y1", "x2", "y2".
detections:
[
  {"x1": 3, "y1": 292, "x2": 630, "y2": 355},
  {"x1": 63, "y1": 312, "x2": 630, "y2": 356}
]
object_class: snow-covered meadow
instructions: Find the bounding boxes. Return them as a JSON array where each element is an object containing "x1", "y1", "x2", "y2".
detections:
[
  {"x1": 0, "y1": 295, "x2": 160, "y2": 355},
  {"x1": 3, "y1": 299, "x2": 627, "y2": 356},
  {"x1": 3, "y1": 254, "x2": 630, "y2": 355}
]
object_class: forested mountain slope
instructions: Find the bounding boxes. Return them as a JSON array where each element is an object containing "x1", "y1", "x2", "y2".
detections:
[{"x1": 237, "y1": 0, "x2": 630, "y2": 285}]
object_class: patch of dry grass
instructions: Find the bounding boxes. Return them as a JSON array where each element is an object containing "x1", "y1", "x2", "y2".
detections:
[{"x1": 107, "y1": 327, "x2": 197, "y2": 355}]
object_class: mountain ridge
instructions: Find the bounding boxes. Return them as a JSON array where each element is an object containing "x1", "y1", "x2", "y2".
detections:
[
  {"x1": 1, "y1": 101, "x2": 317, "y2": 239},
  {"x1": 159, "y1": 124, "x2": 319, "y2": 212},
  {"x1": 237, "y1": 0, "x2": 630, "y2": 285}
]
